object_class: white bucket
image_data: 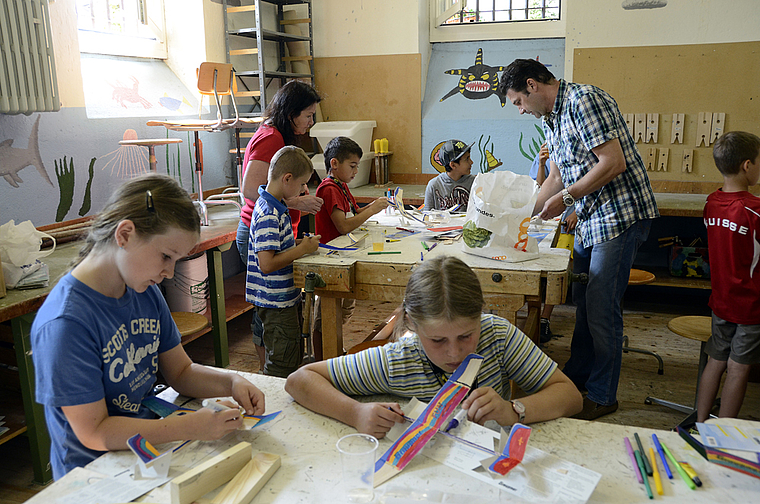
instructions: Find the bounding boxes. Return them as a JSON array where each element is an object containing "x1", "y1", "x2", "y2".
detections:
[{"x1": 163, "y1": 253, "x2": 208, "y2": 314}]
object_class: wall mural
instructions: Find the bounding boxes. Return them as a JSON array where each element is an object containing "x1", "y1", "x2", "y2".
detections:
[
  {"x1": 422, "y1": 39, "x2": 565, "y2": 176},
  {"x1": 0, "y1": 115, "x2": 52, "y2": 188},
  {"x1": 439, "y1": 48, "x2": 507, "y2": 107}
]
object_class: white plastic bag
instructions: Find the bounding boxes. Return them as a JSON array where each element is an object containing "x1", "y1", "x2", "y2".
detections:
[
  {"x1": 461, "y1": 171, "x2": 540, "y2": 263},
  {"x1": 0, "y1": 219, "x2": 55, "y2": 267}
]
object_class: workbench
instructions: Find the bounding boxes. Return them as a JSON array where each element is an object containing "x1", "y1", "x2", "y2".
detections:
[
  {"x1": 293, "y1": 212, "x2": 570, "y2": 360},
  {"x1": 0, "y1": 205, "x2": 247, "y2": 484},
  {"x1": 23, "y1": 371, "x2": 760, "y2": 503}
]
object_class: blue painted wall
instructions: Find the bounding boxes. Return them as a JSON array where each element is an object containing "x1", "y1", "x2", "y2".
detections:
[
  {"x1": 0, "y1": 56, "x2": 235, "y2": 225},
  {"x1": 422, "y1": 38, "x2": 565, "y2": 176}
]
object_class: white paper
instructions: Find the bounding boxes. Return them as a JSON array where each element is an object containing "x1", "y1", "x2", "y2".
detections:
[{"x1": 390, "y1": 399, "x2": 601, "y2": 503}]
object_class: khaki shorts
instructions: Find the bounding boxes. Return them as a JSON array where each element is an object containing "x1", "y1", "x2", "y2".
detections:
[
  {"x1": 706, "y1": 313, "x2": 760, "y2": 365},
  {"x1": 256, "y1": 304, "x2": 303, "y2": 378}
]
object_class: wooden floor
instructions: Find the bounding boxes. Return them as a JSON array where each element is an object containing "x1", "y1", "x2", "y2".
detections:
[{"x1": 2, "y1": 287, "x2": 758, "y2": 502}]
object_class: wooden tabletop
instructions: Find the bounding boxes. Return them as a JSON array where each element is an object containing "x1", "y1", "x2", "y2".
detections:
[
  {"x1": 349, "y1": 183, "x2": 708, "y2": 217},
  {"x1": 0, "y1": 205, "x2": 243, "y2": 324},
  {"x1": 118, "y1": 138, "x2": 183, "y2": 146}
]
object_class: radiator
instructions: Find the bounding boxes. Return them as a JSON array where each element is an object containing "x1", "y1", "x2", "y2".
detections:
[{"x1": 0, "y1": 0, "x2": 60, "y2": 114}]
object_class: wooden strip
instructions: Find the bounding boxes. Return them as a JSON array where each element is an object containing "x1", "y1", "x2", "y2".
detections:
[
  {"x1": 212, "y1": 453, "x2": 281, "y2": 504},
  {"x1": 282, "y1": 56, "x2": 313, "y2": 62},
  {"x1": 170, "y1": 442, "x2": 251, "y2": 504},
  {"x1": 229, "y1": 48, "x2": 259, "y2": 56},
  {"x1": 280, "y1": 18, "x2": 311, "y2": 25},
  {"x1": 234, "y1": 90, "x2": 261, "y2": 97},
  {"x1": 226, "y1": 5, "x2": 255, "y2": 13}
]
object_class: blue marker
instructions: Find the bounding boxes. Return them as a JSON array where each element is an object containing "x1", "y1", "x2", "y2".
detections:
[{"x1": 652, "y1": 433, "x2": 673, "y2": 479}]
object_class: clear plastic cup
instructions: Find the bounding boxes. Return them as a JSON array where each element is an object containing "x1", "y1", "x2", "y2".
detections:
[
  {"x1": 370, "y1": 229, "x2": 384, "y2": 251},
  {"x1": 336, "y1": 433, "x2": 378, "y2": 503}
]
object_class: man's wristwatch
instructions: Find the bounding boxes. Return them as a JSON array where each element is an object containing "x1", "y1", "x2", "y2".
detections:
[
  {"x1": 510, "y1": 400, "x2": 526, "y2": 424},
  {"x1": 561, "y1": 188, "x2": 575, "y2": 207}
]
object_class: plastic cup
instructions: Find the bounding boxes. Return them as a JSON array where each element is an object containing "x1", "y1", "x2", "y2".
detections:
[
  {"x1": 370, "y1": 229, "x2": 384, "y2": 251},
  {"x1": 336, "y1": 433, "x2": 378, "y2": 503}
]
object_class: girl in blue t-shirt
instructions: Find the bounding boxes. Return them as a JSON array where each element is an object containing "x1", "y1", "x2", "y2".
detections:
[{"x1": 32, "y1": 173, "x2": 265, "y2": 479}]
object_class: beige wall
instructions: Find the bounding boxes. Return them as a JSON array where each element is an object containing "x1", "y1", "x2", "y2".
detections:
[{"x1": 565, "y1": 0, "x2": 760, "y2": 80}]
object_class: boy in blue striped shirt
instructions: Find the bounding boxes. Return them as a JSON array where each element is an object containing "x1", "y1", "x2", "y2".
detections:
[{"x1": 246, "y1": 146, "x2": 321, "y2": 377}]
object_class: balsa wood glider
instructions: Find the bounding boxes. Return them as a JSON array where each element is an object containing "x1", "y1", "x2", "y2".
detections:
[{"x1": 373, "y1": 353, "x2": 484, "y2": 487}]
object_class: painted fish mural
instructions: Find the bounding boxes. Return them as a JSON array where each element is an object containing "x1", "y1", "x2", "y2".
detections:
[
  {"x1": 440, "y1": 48, "x2": 507, "y2": 106},
  {"x1": 0, "y1": 115, "x2": 53, "y2": 188}
]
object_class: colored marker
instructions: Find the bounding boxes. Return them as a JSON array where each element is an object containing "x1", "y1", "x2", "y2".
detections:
[
  {"x1": 386, "y1": 239, "x2": 400, "y2": 242},
  {"x1": 420, "y1": 251, "x2": 424, "y2": 261},
  {"x1": 635, "y1": 432, "x2": 653, "y2": 476},
  {"x1": 679, "y1": 462, "x2": 703, "y2": 487},
  {"x1": 368, "y1": 250, "x2": 402, "y2": 255},
  {"x1": 661, "y1": 441, "x2": 696, "y2": 490},
  {"x1": 624, "y1": 437, "x2": 643, "y2": 484},
  {"x1": 652, "y1": 433, "x2": 673, "y2": 479},
  {"x1": 428, "y1": 242, "x2": 438, "y2": 252},
  {"x1": 649, "y1": 448, "x2": 663, "y2": 495},
  {"x1": 421, "y1": 241, "x2": 429, "y2": 251},
  {"x1": 634, "y1": 450, "x2": 653, "y2": 499}
]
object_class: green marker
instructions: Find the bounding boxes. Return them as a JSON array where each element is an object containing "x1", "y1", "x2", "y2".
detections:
[
  {"x1": 368, "y1": 251, "x2": 402, "y2": 255},
  {"x1": 634, "y1": 450, "x2": 653, "y2": 499},
  {"x1": 661, "y1": 441, "x2": 696, "y2": 490}
]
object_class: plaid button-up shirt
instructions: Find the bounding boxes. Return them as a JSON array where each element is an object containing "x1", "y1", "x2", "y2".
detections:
[{"x1": 544, "y1": 80, "x2": 659, "y2": 247}]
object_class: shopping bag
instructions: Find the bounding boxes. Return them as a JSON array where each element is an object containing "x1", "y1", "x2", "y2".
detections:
[
  {"x1": 462, "y1": 171, "x2": 540, "y2": 263},
  {"x1": 0, "y1": 220, "x2": 56, "y2": 289}
]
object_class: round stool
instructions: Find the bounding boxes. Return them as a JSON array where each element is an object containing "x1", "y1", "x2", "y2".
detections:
[
  {"x1": 645, "y1": 315, "x2": 714, "y2": 427},
  {"x1": 622, "y1": 269, "x2": 664, "y2": 374},
  {"x1": 171, "y1": 311, "x2": 209, "y2": 337}
]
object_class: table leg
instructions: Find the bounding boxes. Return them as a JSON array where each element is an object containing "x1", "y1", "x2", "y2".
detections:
[
  {"x1": 12, "y1": 313, "x2": 52, "y2": 484},
  {"x1": 524, "y1": 299, "x2": 542, "y2": 346},
  {"x1": 320, "y1": 297, "x2": 344, "y2": 359},
  {"x1": 148, "y1": 145, "x2": 157, "y2": 172},
  {"x1": 206, "y1": 246, "x2": 229, "y2": 368}
]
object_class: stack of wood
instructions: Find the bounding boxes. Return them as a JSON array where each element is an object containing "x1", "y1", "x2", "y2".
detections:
[{"x1": 36, "y1": 216, "x2": 93, "y2": 249}]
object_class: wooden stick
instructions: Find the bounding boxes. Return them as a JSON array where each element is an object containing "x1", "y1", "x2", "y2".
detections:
[
  {"x1": 170, "y1": 442, "x2": 251, "y2": 504},
  {"x1": 211, "y1": 453, "x2": 281, "y2": 504}
]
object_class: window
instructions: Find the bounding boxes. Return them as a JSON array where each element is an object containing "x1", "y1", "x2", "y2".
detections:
[
  {"x1": 430, "y1": 0, "x2": 565, "y2": 43},
  {"x1": 75, "y1": 0, "x2": 167, "y2": 59},
  {"x1": 443, "y1": 0, "x2": 560, "y2": 25}
]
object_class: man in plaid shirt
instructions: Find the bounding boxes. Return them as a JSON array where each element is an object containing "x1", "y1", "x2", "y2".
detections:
[{"x1": 500, "y1": 59, "x2": 659, "y2": 420}]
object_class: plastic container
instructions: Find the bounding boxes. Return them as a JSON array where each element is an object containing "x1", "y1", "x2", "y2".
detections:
[
  {"x1": 309, "y1": 120, "x2": 377, "y2": 154},
  {"x1": 312, "y1": 152, "x2": 373, "y2": 188},
  {"x1": 163, "y1": 253, "x2": 208, "y2": 314}
]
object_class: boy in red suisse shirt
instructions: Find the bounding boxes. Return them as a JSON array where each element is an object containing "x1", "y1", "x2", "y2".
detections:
[
  {"x1": 311, "y1": 137, "x2": 389, "y2": 359},
  {"x1": 698, "y1": 131, "x2": 760, "y2": 422}
]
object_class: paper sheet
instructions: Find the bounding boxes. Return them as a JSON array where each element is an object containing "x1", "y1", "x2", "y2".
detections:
[
  {"x1": 388, "y1": 399, "x2": 601, "y2": 503},
  {"x1": 53, "y1": 469, "x2": 170, "y2": 504}
]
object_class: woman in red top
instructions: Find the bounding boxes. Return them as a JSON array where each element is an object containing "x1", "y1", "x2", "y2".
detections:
[{"x1": 236, "y1": 80, "x2": 324, "y2": 365}]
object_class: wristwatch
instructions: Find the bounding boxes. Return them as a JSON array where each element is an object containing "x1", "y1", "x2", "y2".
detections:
[
  {"x1": 561, "y1": 188, "x2": 575, "y2": 207},
  {"x1": 510, "y1": 400, "x2": 526, "y2": 424}
]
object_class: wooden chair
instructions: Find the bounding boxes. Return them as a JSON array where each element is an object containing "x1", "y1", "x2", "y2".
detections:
[
  {"x1": 644, "y1": 315, "x2": 717, "y2": 427},
  {"x1": 623, "y1": 269, "x2": 664, "y2": 374}
]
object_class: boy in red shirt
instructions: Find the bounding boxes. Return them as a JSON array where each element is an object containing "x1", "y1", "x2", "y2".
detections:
[
  {"x1": 698, "y1": 131, "x2": 760, "y2": 422},
  {"x1": 312, "y1": 137, "x2": 389, "y2": 358}
]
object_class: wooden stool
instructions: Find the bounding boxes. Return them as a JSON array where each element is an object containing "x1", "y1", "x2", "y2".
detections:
[
  {"x1": 171, "y1": 311, "x2": 209, "y2": 337},
  {"x1": 644, "y1": 315, "x2": 716, "y2": 427},
  {"x1": 623, "y1": 269, "x2": 664, "y2": 374}
]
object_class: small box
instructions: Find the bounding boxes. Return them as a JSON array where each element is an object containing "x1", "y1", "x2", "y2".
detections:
[
  {"x1": 311, "y1": 152, "x2": 374, "y2": 188},
  {"x1": 669, "y1": 246, "x2": 710, "y2": 279},
  {"x1": 309, "y1": 120, "x2": 377, "y2": 154}
]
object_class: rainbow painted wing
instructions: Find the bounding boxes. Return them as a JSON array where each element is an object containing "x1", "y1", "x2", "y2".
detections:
[
  {"x1": 374, "y1": 353, "x2": 484, "y2": 487},
  {"x1": 127, "y1": 433, "x2": 162, "y2": 465}
]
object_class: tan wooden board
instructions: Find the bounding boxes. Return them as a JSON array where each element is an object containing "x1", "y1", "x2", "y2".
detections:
[
  {"x1": 170, "y1": 441, "x2": 251, "y2": 504},
  {"x1": 573, "y1": 41, "x2": 760, "y2": 185},
  {"x1": 211, "y1": 453, "x2": 281, "y2": 504}
]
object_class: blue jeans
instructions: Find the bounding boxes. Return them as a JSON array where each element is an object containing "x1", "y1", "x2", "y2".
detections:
[
  {"x1": 563, "y1": 219, "x2": 652, "y2": 406},
  {"x1": 237, "y1": 220, "x2": 264, "y2": 347}
]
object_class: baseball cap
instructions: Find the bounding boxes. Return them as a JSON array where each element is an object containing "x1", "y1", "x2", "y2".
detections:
[{"x1": 439, "y1": 139, "x2": 474, "y2": 169}]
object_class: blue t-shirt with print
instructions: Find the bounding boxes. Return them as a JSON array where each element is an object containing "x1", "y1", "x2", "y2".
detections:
[{"x1": 32, "y1": 272, "x2": 180, "y2": 479}]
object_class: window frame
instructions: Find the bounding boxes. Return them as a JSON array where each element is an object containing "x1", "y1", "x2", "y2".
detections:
[
  {"x1": 76, "y1": 0, "x2": 167, "y2": 59},
  {"x1": 429, "y1": 0, "x2": 566, "y2": 43}
]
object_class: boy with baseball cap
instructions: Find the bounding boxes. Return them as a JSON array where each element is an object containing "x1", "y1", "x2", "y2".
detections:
[{"x1": 425, "y1": 139, "x2": 475, "y2": 210}]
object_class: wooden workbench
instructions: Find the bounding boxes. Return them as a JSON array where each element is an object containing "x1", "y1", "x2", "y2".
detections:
[{"x1": 293, "y1": 214, "x2": 570, "y2": 359}]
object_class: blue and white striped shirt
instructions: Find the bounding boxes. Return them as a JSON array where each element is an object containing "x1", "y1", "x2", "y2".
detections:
[
  {"x1": 245, "y1": 186, "x2": 300, "y2": 309},
  {"x1": 327, "y1": 314, "x2": 557, "y2": 403},
  {"x1": 545, "y1": 80, "x2": 659, "y2": 248}
]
